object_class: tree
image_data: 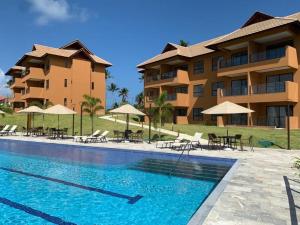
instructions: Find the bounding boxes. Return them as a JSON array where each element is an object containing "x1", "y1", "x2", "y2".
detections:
[
  {"x1": 82, "y1": 95, "x2": 103, "y2": 133},
  {"x1": 118, "y1": 88, "x2": 129, "y2": 103},
  {"x1": 134, "y1": 91, "x2": 144, "y2": 109},
  {"x1": 105, "y1": 69, "x2": 112, "y2": 79},
  {"x1": 179, "y1": 40, "x2": 189, "y2": 47},
  {"x1": 107, "y1": 83, "x2": 119, "y2": 107},
  {"x1": 152, "y1": 91, "x2": 173, "y2": 140}
]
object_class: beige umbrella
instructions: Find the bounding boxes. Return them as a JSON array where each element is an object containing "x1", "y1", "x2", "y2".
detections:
[
  {"x1": 44, "y1": 104, "x2": 76, "y2": 129},
  {"x1": 109, "y1": 104, "x2": 145, "y2": 131},
  {"x1": 18, "y1": 106, "x2": 44, "y2": 131},
  {"x1": 202, "y1": 101, "x2": 254, "y2": 149},
  {"x1": 201, "y1": 101, "x2": 254, "y2": 115}
]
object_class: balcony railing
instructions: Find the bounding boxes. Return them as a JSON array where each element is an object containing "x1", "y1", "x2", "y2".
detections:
[
  {"x1": 219, "y1": 56, "x2": 248, "y2": 69},
  {"x1": 252, "y1": 81, "x2": 286, "y2": 94},
  {"x1": 222, "y1": 87, "x2": 248, "y2": 96},
  {"x1": 250, "y1": 47, "x2": 286, "y2": 63},
  {"x1": 146, "y1": 70, "x2": 177, "y2": 83}
]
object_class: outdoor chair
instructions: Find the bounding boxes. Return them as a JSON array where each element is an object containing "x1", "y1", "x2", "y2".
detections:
[
  {"x1": 240, "y1": 135, "x2": 254, "y2": 151},
  {"x1": 113, "y1": 130, "x2": 123, "y2": 142},
  {"x1": 171, "y1": 132, "x2": 203, "y2": 152},
  {"x1": 231, "y1": 134, "x2": 242, "y2": 150},
  {"x1": 96, "y1": 131, "x2": 109, "y2": 143},
  {"x1": 130, "y1": 130, "x2": 144, "y2": 143},
  {"x1": 62, "y1": 128, "x2": 68, "y2": 139},
  {"x1": 156, "y1": 133, "x2": 187, "y2": 148},
  {"x1": 0, "y1": 125, "x2": 10, "y2": 136},
  {"x1": 74, "y1": 130, "x2": 101, "y2": 142},
  {"x1": 7, "y1": 125, "x2": 18, "y2": 135},
  {"x1": 208, "y1": 133, "x2": 222, "y2": 149}
]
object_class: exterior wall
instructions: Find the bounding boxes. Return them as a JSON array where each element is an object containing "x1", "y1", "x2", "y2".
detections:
[
  {"x1": 9, "y1": 55, "x2": 106, "y2": 114},
  {"x1": 142, "y1": 26, "x2": 300, "y2": 129}
]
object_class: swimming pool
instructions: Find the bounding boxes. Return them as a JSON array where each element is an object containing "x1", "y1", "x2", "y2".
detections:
[{"x1": 0, "y1": 139, "x2": 236, "y2": 225}]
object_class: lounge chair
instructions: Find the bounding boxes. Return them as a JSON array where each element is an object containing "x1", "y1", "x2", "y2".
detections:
[
  {"x1": 156, "y1": 133, "x2": 187, "y2": 148},
  {"x1": 231, "y1": 134, "x2": 242, "y2": 150},
  {"x1": 171, "y1": 132, "x2": 203, "y2": 151},
  {"x1": 7, "y1": 125, "x2": 18, "y2": 135},
  {"x1": 130, "y1": 130, "x2": 144, "y2": 143},
  {"x1": 96, "y1": 130, "x2": 109, "y2": 143},
  {"x1": 208, "y1": 133, "x2": 222, "y2": 149},
  {"x1": 73, "y1": 130, "x2": 101, "y2": 142},
  {"x1": 112, "y1": 130, "x2": 123, "y2": 142},
  {"x1": 0, "y1": 125, "x2": 10, "y2": 136}
]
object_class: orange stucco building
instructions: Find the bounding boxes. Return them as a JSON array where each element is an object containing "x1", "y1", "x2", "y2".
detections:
[
  {"x1": 6, "y1": 40, "x2": 111, "y2": 114},
  {"x1": 138, "y1": 11, "x2": 300, "y2": 129}
]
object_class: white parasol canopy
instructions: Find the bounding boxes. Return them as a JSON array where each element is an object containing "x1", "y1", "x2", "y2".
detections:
[
  {"x1": 201, "y1": 101, "x2": 254, "y2": 115},
  {"x1": 17, "y1": 106, "x2": 44, "y2": 114},
  {"x1": 109, "y1": 104, "x2": 145, "y2": 116}
]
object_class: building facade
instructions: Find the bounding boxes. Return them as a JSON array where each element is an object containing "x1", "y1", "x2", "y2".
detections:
[
  {"x1": 6, "y1": 40, "x2": 111, "y2": 114},
  {"x1": 138, "y1": 11, "x2": 300, "y2": 129}
]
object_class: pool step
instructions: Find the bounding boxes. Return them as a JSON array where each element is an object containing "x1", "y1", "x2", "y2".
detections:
[{"x1": 128, "y1": 158, "x2": 231, "y2": 181}]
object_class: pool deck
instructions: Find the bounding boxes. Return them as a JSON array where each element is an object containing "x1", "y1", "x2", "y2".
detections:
[{"x1": 1, "y1": 135, "x2": 299, "y2": 225}]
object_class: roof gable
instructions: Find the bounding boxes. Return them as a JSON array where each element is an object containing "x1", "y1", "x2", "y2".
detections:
[
  {"x1": 161, "y1": 43, "x2": 180, "y2": 53},
  {"x1": 60, "y1": 40, "x2": 93, "y2": 54},
  {"x1": 242, "y1": 11, "x2": 274, "y2": 28}
]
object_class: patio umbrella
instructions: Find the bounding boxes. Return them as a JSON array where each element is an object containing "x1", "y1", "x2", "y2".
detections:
[
  {"x1": 202, "y1": 101, "x2": 254, "y2": 149},
  {"x1": 44, "y1": 104, "x2": 76, "y2": 129},
  {"x1": 109, "y1": 104, "x2": 145, "y2": 131},
  {"x1": 18, "y1": 106, "x2": 44, "y2": 131}
]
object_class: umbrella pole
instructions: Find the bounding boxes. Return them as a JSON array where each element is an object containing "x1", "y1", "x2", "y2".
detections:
[
  {"x1": 58, "y1": 115, "x2": 60, "y2": 129},
  {"x1": 126, "y1": 114, "x2": 129, "y2": 130}
]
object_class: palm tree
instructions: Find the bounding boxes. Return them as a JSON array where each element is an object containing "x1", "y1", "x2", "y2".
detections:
[
  {"x1": 107, "y1": 83, "x2": 119, "y2": 106},
  {"x1": 135, "y1": 91, "x2": 144, "y2": 109},
  {"x1": 179, "y1": 40, "x2": 189, "y2": 47},
  {"x1": 152, "y1": 91, "x2": 173, "y2": 140},
  {"x1": 105, "y1": 69, "x2": 112, "y2": 79},
  {"x1": 119, "y1": 88, "x2": 129, "y2": 103},
  {"x1": 82, "y1": 95, "x2": 103, "y2": 133}
]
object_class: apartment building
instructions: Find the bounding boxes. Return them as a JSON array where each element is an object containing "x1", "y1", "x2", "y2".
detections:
[
  {"x1": 137, "y1": 11, "x2": 300, "y2": 129},
  {"x1": 6, "y1": 40, "x2": 111, "y2": 114}
]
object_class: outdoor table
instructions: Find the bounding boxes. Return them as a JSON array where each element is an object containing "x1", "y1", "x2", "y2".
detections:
[{"x1": 219, "y1": 135, "x2": 235, "y2": 148}]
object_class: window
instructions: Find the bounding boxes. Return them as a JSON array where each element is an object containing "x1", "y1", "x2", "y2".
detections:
[
  {"x1": 44, "y1": 59, "x2": 50, "y2": 72},
  {"x1": 231, "y1": 79, "x2": 247, "y2": 96},
  {"x1": 265, "y1": 73, "x2": 293, "y2": 93},
  {"x1": 92, "y1": 64, "x2": 96, "y2": 72},
  {"x1": 64, "y1": 59, "x2": 69, "y2": 68},
  {"x1": 231, "y1": 51, "x2": 248, "y2": 66},
  {"x1": 174, "y1": 86, "x2": 188, "y2": 93},
  {"x1": 91, "y1": 82, "x2": 94, "y2": 90},
  {"x1": 193, "y1": 85, "x2": 204, "y2": 97},
  {"x1": 175, "y1": 108, "x2": 187, "y2": 116},
  {"x1": 45, "y1": 80, "x2": 49, "y2": 89},
  {"x1": 64, "y1": 79, "x2": 67, "y2": 87},
  {"x1": 212, "y1": 56, "x2": 223, "y2": 71},
  {"x1": 228, "y1": 114, "x2": 247, "y2": 125},
  {"x1": 193, "y1": 108, "x2": 203, "y2": 121},
  {"x1": 64, "y1": 98, "x2": 67, "y2": 106},
  {"x1": 211, "y1": 115, "x2": 217, "y2": 122},
  {"x1": 211, "y1": 81, "x2": 224, "y2": 96},
  {"x1": 193, "y1": 60, "x2": 204, "y2": 74}
]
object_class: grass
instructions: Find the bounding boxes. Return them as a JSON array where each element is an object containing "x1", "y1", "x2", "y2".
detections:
[
  {"x1": 124, "y1": 115, "x2": 300, "y2": 149},
  {"x1": 0, "y1": 114, "x2": 172, "y2": 141}
]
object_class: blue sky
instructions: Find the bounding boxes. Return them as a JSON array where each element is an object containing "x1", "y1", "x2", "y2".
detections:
[{"x1": 0, "y1": 0, "x2": 300, "y2": 107}]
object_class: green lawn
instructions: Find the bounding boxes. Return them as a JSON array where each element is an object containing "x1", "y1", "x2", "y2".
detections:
[
  {"x1": 0, "y1": 114, "x2": 172, "y2": 141},
  {"x1": 125, "y1": 115, "x2": 300, "y2": 149}
]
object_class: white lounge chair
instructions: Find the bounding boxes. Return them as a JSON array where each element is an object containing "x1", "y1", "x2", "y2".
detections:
[
  {"x1": 73, "y1": 130, "x2": 101, "y2": 142},
  {"x1": 96, "y1": 130, "x2": 109, "y2": 143},
  {"x1": 0, "y1": 125, "x2": 10, "y2": 136},
  {"x1": 156, "y1": 133, "x2": 188, "y2": 148},
  {"x1": 171, "y1": 132, "x2": 203, "y2": 151},
  {"x1": 7, "y1": 125, "x2": 18, "y2": 135}
]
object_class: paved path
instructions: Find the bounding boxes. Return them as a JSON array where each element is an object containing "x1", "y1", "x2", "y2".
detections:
[{"x1": 1, "y1": 135, "x2": 299, "y2": 225}]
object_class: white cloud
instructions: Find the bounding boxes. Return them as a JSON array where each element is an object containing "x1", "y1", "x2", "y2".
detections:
[
  {"x1": 27, "y1": 0, "x2": 90, "y2": 25},
  {"x1": 0, "y1": 68, "x2": 11, "y2": 97}
]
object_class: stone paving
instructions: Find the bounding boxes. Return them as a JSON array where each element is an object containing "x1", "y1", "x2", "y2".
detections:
[{"x1": 0, "y1": 135, "x2": 299, "y2": 225}]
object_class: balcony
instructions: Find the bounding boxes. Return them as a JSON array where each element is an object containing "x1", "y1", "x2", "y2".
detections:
[
  {"x1": 217, "y1": 81, "x2": 298, "y2": 104},
  {"x1": 144, "y1": 70, "x2": 189, "y2": 88},
  {"x1": 11, "y1": 92, "x2": 25, "y2": 103},
  {"x1": 21, "y1": 67, "x2": 45, "y2": 82},
  {"x1": 166, "y1": 93, "x2": 189, "y2": 107},
  {"x1": 21, "y1": 87, "x2": 45, "y2": 100},
  {"x1": 10, "y1": 78, "x2": 25, "y2": 89},
  {"x1": 218, "y1": 46, "x2": 298, "y2": 77}
]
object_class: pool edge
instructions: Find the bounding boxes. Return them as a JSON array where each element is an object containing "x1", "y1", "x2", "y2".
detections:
[{"x1": 187, "y1": 159, "x2": 240, "y2": 225}]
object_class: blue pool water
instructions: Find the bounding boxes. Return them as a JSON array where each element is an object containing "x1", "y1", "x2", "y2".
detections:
[{"x1": 0, "y1": 140, "x2": 235, "y2": 225}]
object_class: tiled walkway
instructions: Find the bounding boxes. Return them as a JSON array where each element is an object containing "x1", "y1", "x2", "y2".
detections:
[{"x1": 1, "y1": 136, "x2": 299, "y2": 225}]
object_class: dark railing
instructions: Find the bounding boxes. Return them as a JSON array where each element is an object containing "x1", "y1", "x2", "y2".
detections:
[
  {"x1": 252, "y1": 81, "x2": 287, "y2": 94},
  {"x1": 250, "y1": 47, "x2": 286, "y2": 63},
  {"x1": 253, "y1": 116, "x2": 286, "y2": 128},
  {"x1": 219, "y1": 56, "x2": 248, "y2": 69},
  {"x1": 222, "y1": 87, "x2": 248, "y2": 96},
  {"x1": 145, "y1": 70, "x2": 178, "y2": 83}
]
